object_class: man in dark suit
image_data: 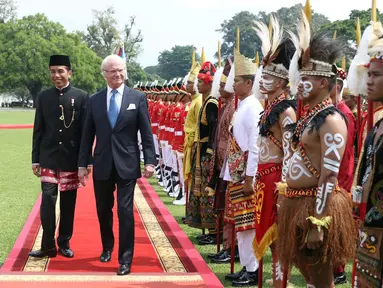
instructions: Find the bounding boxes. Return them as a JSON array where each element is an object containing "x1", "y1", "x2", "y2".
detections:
[
  {"x1": 78, "y1": 54, "x2": 156, "y2": 276},
  {"x1": 30, "y1": 55, "x2": 89, "y2": 258}
]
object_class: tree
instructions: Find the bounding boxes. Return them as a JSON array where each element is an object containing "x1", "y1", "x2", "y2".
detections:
[
  {"x1": 321, "y1": 9, "x2": 382, "y2": 69},
  {"x1": 127, "y1": 61, "x2": 164, "y2": 86},
  {"x1": 13, "y1": 87, "x2": 31, "y2": 106},
  {"x1": 0, "y1": 14, "x2": 104, "y2": 106},
  {"x1": 216, "y1": 5, "x2": 330, "y2": 60},
  {"x1": 0, "y1": 0, "x2": 17, "y2": 23},
  {"x1": 157, "y1": 45, "x2": 200, "y2": 80},
  {"x1": 83, "y1": 6, "x2": 143, "y2": 62}
]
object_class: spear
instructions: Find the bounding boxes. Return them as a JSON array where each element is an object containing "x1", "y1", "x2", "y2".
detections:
[{"x1": 356, "y1": 17, "x2": 362, "y2": 155}]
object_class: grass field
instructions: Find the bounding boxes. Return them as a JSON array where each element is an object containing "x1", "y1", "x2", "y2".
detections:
[{"x1": 0, "y1": 110, "x2": 351, "y2": 287}]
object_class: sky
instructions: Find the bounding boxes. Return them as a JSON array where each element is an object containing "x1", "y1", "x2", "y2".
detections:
[{"x1": 17, "y1": 0, "x2": 381, "y2": 68}]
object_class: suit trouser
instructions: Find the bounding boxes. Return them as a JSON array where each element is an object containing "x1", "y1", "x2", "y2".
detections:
[
  {"x1": 93, "y1": 165, "x2": 136, "y2": 265},
  {"x1": 40, "y1": 183, "x2": 77, "y2": 250}
]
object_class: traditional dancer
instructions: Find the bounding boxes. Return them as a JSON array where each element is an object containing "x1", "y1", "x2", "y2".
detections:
[
  {"x1": 223, "y1": 49, "x2": 263, "y2": 286},
  {"x1": 349, "y1": 20, "x2": 383, "y2": 288},
  {"x1": 277, "y1": 11, "x2": 355, "y2": 287},
  {"x1": 209, "y1": 58, "x2": 237, "y2": 262},
  {"x1": 185, "y1": 60, "x2": 218, "y2": 245},
  {"x1": 252, "y1": 16, "x2": 297, "y2": 287}
]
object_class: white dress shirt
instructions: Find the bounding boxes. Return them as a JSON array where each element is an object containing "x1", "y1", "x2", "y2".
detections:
[
  {"x1": 223, "y1": 95, "x2": 263, "y2": 181},
  {"x1": 107, "y1": 84, "x2": 124, "y2": 112}
]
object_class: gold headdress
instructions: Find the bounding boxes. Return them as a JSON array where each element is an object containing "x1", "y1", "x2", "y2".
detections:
[
  {"x1": 234, "y1": 49, "x2": 257, "y2": 76},
  {"x1": 187, "y1": 50, "x2": 201, "y2": 83}
]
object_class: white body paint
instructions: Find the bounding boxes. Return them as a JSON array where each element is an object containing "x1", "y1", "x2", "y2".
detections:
[
  {"x1": 301, "y1": 81, "x2": 313, "y2": 98},
  {"x1": 282, "y1": 116, "x2": 293, "y2": 182},
  {"x1": 288, "y1": 151, "x2": 312, "y2": 180},
  {"x1": 274, "y1": 261, "x2": 283, "y2": 281},
  {"x1": 316, "y1": 182, "x2": 334, "y2": 214},
  {"x1": 262, "y1": 77, "x2": 274, "y2": 91},
  {"x1": 259, "y1": 137, "x2": 279, "y2": 162}
]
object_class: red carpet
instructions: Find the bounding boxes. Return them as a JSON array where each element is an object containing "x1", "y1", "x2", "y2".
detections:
[
  {"x1": 0, "y1": 124, "x2": 33, "y2": 129},
  {"x1": 1, "y1": 172, "x2": 223, "y2": 287}
]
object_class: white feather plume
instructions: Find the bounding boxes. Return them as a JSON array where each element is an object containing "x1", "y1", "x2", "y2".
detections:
[
  {"x1": 212, "y1": 67, "x2": 224, "y2": 99},
  {"x1": 298, "y1": 10, "x2": 311, "y2": 56},
  {"x1": 271, "y1": 15, "x2": 284, "y2": 57},
  {"x1": 347, "y1": 25, "x2": 373, "y2": 96},
  {"x1": 253, "y1": 20, "x2": 271, "y2": 57},
  {"x1": 224, "y1": 63, "x2": 235, "y2": 93}
]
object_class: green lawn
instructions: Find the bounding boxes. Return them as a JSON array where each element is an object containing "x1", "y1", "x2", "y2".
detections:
[
  {"x1": 0, "y1": 110, "x2": 35, "y2": 124},
  {"x1": 0, "y1": 110, "x2": 351, "y2": 287},
  {"x1": 0, "y1": 129, "x2": 40, "y2": 266},
  {"x1": 147, "y1": 177, "x2": 352, "y2": 287}
]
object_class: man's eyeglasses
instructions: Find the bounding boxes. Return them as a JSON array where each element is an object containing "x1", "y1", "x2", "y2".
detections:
[
  {"x1": 49, "y1": 69, "x2": 68, "y2": 75},
  {"x1": 103, "y1": 69, "x2": 125, "y2": 75}
]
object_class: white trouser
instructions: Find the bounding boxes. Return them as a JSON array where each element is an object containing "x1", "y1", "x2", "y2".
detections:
[
  {"x1": 176, "y1": 152, "x2": 184, "y2": 186},
  {"x1": 166, "y1": 145, "x2": 173, "y2": 169},
  {"x1": 237, "y1": 229, "x2": 259, "y2": 272},
  {"x1": 160, "y1": 141, "x2": 168, "y2": 167},
  {"x1": 171, "y1": 150, "x2": 178, "y2": 173},
  {"x1": 153, "y1": 134, "x2": 160, "y2": 156}
]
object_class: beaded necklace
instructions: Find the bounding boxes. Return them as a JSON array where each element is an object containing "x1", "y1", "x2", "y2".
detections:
[
  {"x1": 260, "y1": 93, "x2": 287, "y2": 126},
  {"x1": 293, "y1": 98, "x2": 333, "y2": 178}
]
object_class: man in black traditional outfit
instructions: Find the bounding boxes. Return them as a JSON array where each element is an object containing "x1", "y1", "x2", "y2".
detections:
[{"x1": 30, "y1": 55, "x2": 89, "y2": 258}]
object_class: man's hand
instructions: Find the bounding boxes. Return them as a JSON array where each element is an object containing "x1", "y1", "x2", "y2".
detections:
[
  {"x1": 243, "y1": 178, "x2": 254, "y2": 196},
  {"x1": 306, "y1": 228, "x2": 324, "y2": 250},
  {"x1": 78, "y1": 167, "x2": 89, "y2": 186},
  {"x1": 32, "y1": 164, "x2": 41, "y2": 177},
  {"x1": 144, "y1": 164, "x2": 155, "y2": 178},
  {"x1": 87, "y1": 165, "x2": 92, "y2": 174}
]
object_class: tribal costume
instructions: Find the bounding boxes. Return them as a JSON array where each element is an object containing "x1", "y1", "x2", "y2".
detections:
[
  {"x1": 251, "y1": 18, "x2": 297, "y2": 271},
  {"x1": 186, "y1": 61, "x2": 218, "y2": 230},
  {"x1": 348, "y1": 21, "x2": 383, "y2": 288},
  {"x1": 276, "y1": 12, "x2": 355, "y2": 284}
]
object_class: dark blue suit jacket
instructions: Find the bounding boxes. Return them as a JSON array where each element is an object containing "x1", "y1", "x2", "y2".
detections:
[{"x1": 78, "y1": 85, "x2": 156, "y2": 180}]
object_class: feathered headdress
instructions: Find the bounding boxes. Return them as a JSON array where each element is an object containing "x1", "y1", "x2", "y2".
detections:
[
  {"x1": 253, "y1": 15, "x2": 290, "y2": 79},
  {"x1": 347, "y1": 24, "x2": 374, "y2": 96},
  {"x1": 288, "y1": 10, "x2": 344, "y2": 92}
]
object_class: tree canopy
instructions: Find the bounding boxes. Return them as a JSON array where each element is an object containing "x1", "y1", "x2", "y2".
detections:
[
  {"x1": 0, "y1": 0, "x2": 17, "y2": 23},
  {"x1": 216, "y1": 4, "x2": 330, "y2": 60},
  {"x1": 0, "y1": 14, "x2": 104, "y2": 105}
]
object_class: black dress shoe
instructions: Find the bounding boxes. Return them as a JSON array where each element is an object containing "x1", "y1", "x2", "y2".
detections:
[
  {"x1": 100, "y1": 250, "x2": 112, "y2": 262},
  {"x1": 232, "y1": 271, "x2": 258, "y2": 287},
  {"x1": 196, "y1": 234, "x2": 208, "y2": 240},
  {"x1": 117, "y1": 264, "x2": 131, "y2": 275},
  {"x1": 28, "y1": 248, "x2": 57, "y2": 258},
  {"x1": 225, "y1": 267, "x2": 246, "y2": 280},
  {"x1": 198, "y1": 234, "x2": 222, "y2": 245},
  {"x1": 58, "y1": 248, "x2": 74, "y2": 258},
  {"x1": 334, "y1": 272, "x2": 347, "y2": 285},
  {"x1": 207, "y1": 249, "x2": 225, "y2": 259},
  {"x1": 211, "y1": 250, "x2": 231, "y2": 264}
]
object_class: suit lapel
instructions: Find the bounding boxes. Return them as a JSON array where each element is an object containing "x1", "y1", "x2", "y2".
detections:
[
  {"x1": 99, "y1": 88, "x2": 112, "y2": 129},
  {"x1": 114, "y1": 86, "x2": 131, "y2": 130}
]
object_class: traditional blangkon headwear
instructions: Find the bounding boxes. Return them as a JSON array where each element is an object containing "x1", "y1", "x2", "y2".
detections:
[
  {"x1": 234, "y1": 49, "x2": 257, "y2": 76},
  {"x1": 288, "y1": 10, "x2": 344, "y2": 94},
  {"x1": 222, "y1": 58, "x2": 235, "y2": 93},
  {"x1": 348, "y1": 22, "x2": 383, "y2": 96},
  {"x1": 198, "y1": 61, "x2": 216, "y2": 84}
]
